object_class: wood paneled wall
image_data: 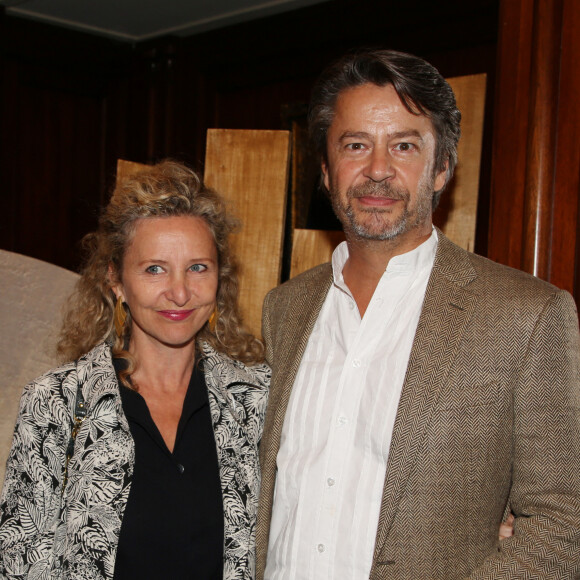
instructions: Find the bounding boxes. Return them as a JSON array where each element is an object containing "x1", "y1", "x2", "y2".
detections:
[
  {"x1": 0, "y1": 13, "x2": 133, "y2": 270},
  {"x1": 7, "y1": 0, "x2": 579, "y2": 306},
  {"x1": 489, "y1": 0, "x2": 580, "y2": 303},
  {"x1": 0, "y1": 1, "x2": 498, "y2": 274}
]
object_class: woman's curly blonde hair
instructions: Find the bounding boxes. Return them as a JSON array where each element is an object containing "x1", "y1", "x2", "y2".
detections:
[{"x1": 57, "y1": 160, "x2": 264, "y2": 378}]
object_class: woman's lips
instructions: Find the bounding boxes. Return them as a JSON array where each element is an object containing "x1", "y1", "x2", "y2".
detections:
[{"x1": 158, "y1": 309, "x2": 194, "y2": 321}]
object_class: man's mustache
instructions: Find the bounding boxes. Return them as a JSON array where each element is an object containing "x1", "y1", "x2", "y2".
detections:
[{"x1": 347, "y1": 181, "x2": 409, "y2": 201}]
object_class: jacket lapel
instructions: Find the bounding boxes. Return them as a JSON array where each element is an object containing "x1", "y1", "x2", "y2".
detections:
[
  {"x1": 373, "y1": 233, "x2": 480, "y2": 558},
  {"x1": 202, "y1": 340, "x2": 269, "y2": 439},
  {"x1": 256, "y1": 266, "x2": 332, "y2": 577},
  {"x1": 263, "y1": 266, "x2": 333, "y2": 464},
  {"x1": 76, "y1": 342, "x2": 129, "y2": 433}
]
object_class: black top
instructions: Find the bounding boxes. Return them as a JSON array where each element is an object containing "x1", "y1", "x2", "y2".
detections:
[{"x1": 113, "y1": 359, "x2": 224, "y2": 580}]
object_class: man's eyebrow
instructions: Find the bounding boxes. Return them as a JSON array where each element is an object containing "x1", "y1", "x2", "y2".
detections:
[
  {"x1": 389, "y1": 129, "x2": 424, "y2": 141},
  {"x1": 337, "y1": 129, "x2": 426, "y2": 142},
  {"x1": 338, "y1": 131, "x2": 373, "y2": 142}
]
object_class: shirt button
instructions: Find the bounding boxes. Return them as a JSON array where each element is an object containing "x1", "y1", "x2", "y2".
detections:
[
  {"x1": 337, "y1": 416, "x2": 348, "y2": 426},
  {"x1": 317, "y1": 543, "x2": 325, "y2": 553},
  {"x1": 352, "y1": 358, "x2": 361, "y2": 367},
  {"x1": 348, "y1": 301, "x2": 355, "y2": 310},
  {"x1": 327, "y1": 477, "x2": 335, "y2": 487},
  {"x1": 177, "y1": 463, "x2": 185, "y2": 473}
]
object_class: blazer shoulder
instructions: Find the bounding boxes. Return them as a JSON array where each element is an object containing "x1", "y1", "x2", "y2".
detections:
[
  {"x1": 265, "y1": 263, "x2": 332, "y2": 305},
  {"x1": 467, "y1": 251, "x2": 568, "y2": 301},
  {"x1": 26, "y1": 342, "x2": 112, "y2": 386},
  {"x1": 201, "y1": 341, "x2": 270, "y2": 391},
  {"x1": 436, "y1": 232, "x2": 569, "y2": 304}
]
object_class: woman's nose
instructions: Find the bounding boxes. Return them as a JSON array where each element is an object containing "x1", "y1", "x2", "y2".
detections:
[{"x1": 166, "y1": 274, "x2": 191, "y2": 306}]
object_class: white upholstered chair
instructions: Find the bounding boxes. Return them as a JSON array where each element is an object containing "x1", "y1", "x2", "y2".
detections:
[{"x1": 0, "y1": 250, "x2": 79, "y2": 482}]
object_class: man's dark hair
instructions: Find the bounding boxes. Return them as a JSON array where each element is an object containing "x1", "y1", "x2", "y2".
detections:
[{"x1": 308, "y1": 49, "x2": 461, "y2": 204}]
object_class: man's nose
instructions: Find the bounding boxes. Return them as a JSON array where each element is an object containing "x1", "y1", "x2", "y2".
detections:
[{"x1": 364, "y1": 149, "x2": 394, "y2": 182}]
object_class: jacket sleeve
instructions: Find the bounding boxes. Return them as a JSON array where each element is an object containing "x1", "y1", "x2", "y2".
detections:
[
  {"x1": 469, "y1": 289, "x2": 580, "y2": 579},
  {"x1": 0, "y1": 375, "x2": 70, "y2": 577}
]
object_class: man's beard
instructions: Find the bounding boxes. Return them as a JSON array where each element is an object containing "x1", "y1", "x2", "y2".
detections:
[{"x1": 330, "y1": 178, "x2": 434, "y2": 241}]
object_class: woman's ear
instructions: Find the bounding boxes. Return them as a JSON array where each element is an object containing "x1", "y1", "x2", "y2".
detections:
[{"x1": 108, "y1": 264, "x2": 123, "y2": 300}]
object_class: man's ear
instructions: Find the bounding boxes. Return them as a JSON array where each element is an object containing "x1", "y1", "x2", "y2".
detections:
[
  {"x1": 321, "y1": 160, "x2": 330, "y2": 191},
  {"x1": 434, "y1": 160, "x2": 449, "y2": 192}
]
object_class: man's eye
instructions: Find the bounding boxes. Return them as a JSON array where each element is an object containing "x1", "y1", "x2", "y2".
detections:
[
  {"x1": 346, "y1": 143, "x2": 365, "y2": 151},
  {"x1": 145, "y1": 265, "x2": 163, "y2": 274},
  {"x1": 190, "y1": 264, "x2": 207, "y2": 273},
  {"x1": 395, "y1": 143, "x2": 414, "y2": 152}
]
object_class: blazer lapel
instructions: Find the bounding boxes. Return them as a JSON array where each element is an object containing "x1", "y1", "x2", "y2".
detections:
[
  {"x1": 76, "y1": 342, "x2": 129, "y2": 433},
  {"x1": 373, "y1": 233, "x2": 480, "y2": 558},
  {"x1": 257, "y1": 266, "x2": 332, "y2": 577},
  {"x1": 263, "y1": 266, "x2": 333, "y2": 463}
]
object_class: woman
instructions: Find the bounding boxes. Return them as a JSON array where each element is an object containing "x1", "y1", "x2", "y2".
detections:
[{"x1": 0, "y1": 161, "x2": 269, "y2": 579}]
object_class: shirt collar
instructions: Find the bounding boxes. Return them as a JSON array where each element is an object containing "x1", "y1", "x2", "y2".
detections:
[{"x1": 331, "y1": 227, "x2": 438, "y2": 286}]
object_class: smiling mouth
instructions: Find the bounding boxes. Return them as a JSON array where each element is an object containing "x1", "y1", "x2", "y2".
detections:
[
  {"x1": 158, "y1": 310, "x2": 194, "y2": 321},
  {"x1": 355, "y1": 195, "x2": 401, "y2": 206}
]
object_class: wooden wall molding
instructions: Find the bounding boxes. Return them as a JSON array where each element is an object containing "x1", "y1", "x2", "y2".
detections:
[{"x1": 489, "y1": 0, "x2": 579, "y2": 302}]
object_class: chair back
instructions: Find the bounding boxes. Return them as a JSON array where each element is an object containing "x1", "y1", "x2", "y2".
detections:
[{"x1": 0, "y1": 250, "x2": 79, "y2": 482}]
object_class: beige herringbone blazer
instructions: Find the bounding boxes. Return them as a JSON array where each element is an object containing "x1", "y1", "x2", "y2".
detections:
[{"x1": 256, "y1": 232, "x2": 580, "y2": 579}]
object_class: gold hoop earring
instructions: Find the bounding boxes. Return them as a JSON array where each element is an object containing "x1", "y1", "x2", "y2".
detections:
[
  {"x1": 114, "y1": 296, "x2": 128, "y2": 337},
  {"x1": 208, "y1": 308, "x2": 218, "y2": 332}
]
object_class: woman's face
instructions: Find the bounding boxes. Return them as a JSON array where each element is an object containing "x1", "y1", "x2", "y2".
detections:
[{"x1": 112, "y1": 215, "x2": 218, "y2": 353}]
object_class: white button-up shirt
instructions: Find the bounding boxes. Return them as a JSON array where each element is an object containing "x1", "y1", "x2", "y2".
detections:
[{"x1": 265, "y1": 230, "x2": 438, "y2": 580}]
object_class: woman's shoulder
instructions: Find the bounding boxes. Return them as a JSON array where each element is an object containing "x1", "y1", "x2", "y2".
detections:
[
  {"x1": 30, "y1": 342, "x2": 111, "y2": 380},
  {"x1": 22, "y1": 344, "x2": 109, "y2": 399}
]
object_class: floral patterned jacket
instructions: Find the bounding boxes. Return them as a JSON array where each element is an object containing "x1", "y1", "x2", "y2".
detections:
[{"x1": 0, "y1": 341, "x2": 270, "y2": 580}]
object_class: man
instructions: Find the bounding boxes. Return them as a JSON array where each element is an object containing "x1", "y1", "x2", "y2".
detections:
[{"x1": 256, "y1": 49, "x2": 580, "y2": 579}]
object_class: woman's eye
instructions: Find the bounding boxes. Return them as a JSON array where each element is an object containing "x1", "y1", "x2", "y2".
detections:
[
  {"x1": 145, "y1": 265, "x2": 163, "y2": 274},
  {"x1": 190, "y1": 264, "x2": 208, "y2": 273}
]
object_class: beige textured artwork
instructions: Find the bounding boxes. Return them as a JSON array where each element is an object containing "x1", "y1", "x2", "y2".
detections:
[
  {"x1": 204, "y1": 129, "x2": 290, "y2": 338},
  {"x1": 0, "y1": 250, "x2": 79, "y2": 482},
  {"x1": 290, "y1": 229, "x2": 346, "y2": 279},
  {"x1": 434, "y1": 73, "x2": 487, "y2": 251},
  {"x1": 116, "y1": 158, "x2": 147, "y2": 186}
]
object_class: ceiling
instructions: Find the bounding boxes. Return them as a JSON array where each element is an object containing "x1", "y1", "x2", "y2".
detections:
[{"x1": 1, "y1": 0, "x2": 330, "y2": 42}]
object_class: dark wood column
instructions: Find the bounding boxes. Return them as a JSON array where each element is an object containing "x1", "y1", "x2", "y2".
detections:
[{"x1": 489, "y1": 0, "x2": 580, "y2": 303}]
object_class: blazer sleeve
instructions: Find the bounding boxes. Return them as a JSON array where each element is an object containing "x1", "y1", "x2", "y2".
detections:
[{"x1": 469, "y1": 289, "x2": 580, "y2": 578}]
